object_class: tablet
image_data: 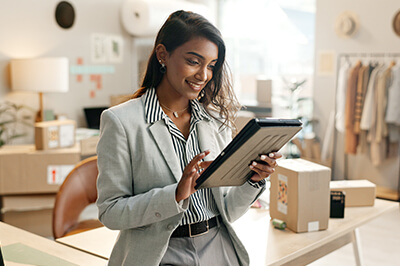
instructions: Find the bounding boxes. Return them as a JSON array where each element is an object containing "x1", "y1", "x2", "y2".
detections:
[{"x1": 195, "y1": 118, "x2": 302, "y2": 189}]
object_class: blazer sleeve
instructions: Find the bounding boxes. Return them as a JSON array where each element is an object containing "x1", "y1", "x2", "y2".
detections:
[{"x1": 96, "y1": 109, "x2": 186, "y2": 230}]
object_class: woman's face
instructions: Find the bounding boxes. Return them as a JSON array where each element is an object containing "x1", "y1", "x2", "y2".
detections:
[{"x1": 161, "y1": 37, "x2": 218, "y2": 100}]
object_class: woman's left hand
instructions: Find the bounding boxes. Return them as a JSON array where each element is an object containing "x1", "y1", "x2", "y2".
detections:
[{"x1": 249, "y1": 152, "x2": 282, "y2": 182}]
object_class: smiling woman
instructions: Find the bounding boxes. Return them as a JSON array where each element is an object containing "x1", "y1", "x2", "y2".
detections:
[{"x1": 96, "y1": 10, "x2": 281, "y2": 266}]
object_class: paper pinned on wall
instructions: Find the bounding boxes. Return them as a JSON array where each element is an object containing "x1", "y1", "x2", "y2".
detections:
[
  {"x1": 91, "y1": 34, "x2": 108, "y2": 63},
  {"x1": 317, "y1": 50, "x2": 336, "y2": 76},
  {"x1": 90, "y1": 34, "x2": 124, "y2": 64},
  {"x1": 107, "y1": 35, "x2": 124, "y2": 63}
]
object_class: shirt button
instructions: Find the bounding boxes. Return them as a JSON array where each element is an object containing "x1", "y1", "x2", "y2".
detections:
[
  {"x1": 155, "y1": 212, "x2": 161, "y2": 218},
  {"x1": 167, "y1": 224, "x2": 174, "y2": 230}
]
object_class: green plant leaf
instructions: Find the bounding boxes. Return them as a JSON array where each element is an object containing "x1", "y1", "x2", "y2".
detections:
[
  {"x1": 0, "y1": 120, "x2": 15, "y2": 126},
  {"x1": 9, "y1": 133, "x2": 26, "y2": 139}
]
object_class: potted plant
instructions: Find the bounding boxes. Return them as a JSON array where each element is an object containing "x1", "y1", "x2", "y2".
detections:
[{"x1": 0, "y1": 101, "x2": 35, "y2": 147}]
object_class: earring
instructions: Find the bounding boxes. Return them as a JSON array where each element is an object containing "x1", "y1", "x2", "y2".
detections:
[
  {"x1": 159, "y1": 59, "x2": 166, "y2": 73},
  {"x1": 198, "y1": 89, "x2": 205, "y2": 100}
]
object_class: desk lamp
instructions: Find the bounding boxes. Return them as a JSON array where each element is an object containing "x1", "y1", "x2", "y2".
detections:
[{"x1": 10, "y1": 57, "x2": 69, "y2": 122}]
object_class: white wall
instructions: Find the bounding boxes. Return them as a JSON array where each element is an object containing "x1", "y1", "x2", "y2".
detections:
[
  {"x1": 313, "y1": 0, "x2": 400, "y2": 191},
  {"x1": 0, "y1": 0, "x2": 133, "y2": 131},
  {"x1": 0, "y1": 0, "x2": 216, "y2": 145}
]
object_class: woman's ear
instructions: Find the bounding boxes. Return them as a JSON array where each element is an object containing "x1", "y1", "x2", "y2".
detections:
[{"x1": 155, "y1": 44, "x2": 168, "y2": 63}]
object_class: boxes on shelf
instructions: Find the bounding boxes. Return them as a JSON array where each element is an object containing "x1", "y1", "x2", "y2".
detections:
[
  {"x1": 35, "y1": 120, "x2": 76, "y2": 150},
  {"x1": 330, "y1": 179, "x2": 376, "y2": 207},
  {"x1": 0, "y1": 145, "x2": 80, "y2": 194},
  {"x1": 80, "y1": 136, "x2": 100, "y2": 156},
  {"x1": 270, "y1": 158, "x2": 331, "y2": 233},
  {"x1": 0, "y1": 194, "x2": 55, "y2": 237},
  {"x1": 76, "y1": 128, "x2": 100, "y2": 156}
]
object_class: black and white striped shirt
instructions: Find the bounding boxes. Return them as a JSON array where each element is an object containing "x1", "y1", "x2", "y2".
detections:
[{"x1": 144, "y1": 87, "x2": 219, "y2": 225}]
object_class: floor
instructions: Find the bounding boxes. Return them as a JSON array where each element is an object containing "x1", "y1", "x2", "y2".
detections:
[{"x1": 309, "y1": 204, "x2": 400, "y2": 266}]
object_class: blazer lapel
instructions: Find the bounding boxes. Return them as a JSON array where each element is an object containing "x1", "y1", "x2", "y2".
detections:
[{"x1": 149, "y1": 120, "x2": 182, "y2": 182}]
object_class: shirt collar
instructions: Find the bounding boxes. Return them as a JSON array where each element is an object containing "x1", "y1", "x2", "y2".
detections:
[{"x1": 144, "y1": 87, "x2": 213, "y2": 124}]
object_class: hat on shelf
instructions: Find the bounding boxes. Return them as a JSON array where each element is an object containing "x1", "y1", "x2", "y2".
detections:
[
  {"x1": 334, "y1": 11, "x2": 359, "y2": 39},
  {"x1": 392, "y1": 10, "x2": 400, "y2": 37}
]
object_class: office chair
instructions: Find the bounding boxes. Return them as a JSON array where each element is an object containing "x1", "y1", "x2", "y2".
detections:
[{"x1": 52, "y1": 156, "x2": 103, "y2": 239}]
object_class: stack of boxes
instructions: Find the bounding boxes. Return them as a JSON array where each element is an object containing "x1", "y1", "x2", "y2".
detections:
[
  {"x1": 269, "y1": 158, "x2": 377, "y2": 233},
  {"x1": 0, "y1": 120, "x2": 81, "y2": 237}
]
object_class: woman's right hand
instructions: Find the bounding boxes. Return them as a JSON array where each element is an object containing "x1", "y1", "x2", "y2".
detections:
[{"x1": 175, "y1": 150, "x2": 211, "y2": 203}]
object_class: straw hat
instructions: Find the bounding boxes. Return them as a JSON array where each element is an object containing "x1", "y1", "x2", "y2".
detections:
[
  {"x1": 393, "y1": 10, "x2": 400, "y2": 37},
  {"x1": 335, "y1": 11, "x2": 359, "y2": 38}
]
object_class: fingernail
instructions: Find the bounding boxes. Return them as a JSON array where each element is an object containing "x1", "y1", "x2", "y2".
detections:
[
  {"x1": 252, "y1": 162, "x2": 257, "y2": 166},
  {"x1": 269, "y1": 153, "x2": 274, "y2": 158},
  {"x1": 261, "y1": 155, "x2": 267, "y2": 160},
  {"x1": 250, "y1": 165, "x2": 254, "y2": 169}
]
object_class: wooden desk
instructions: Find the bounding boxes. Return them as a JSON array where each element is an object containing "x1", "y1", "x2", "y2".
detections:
[
  {"x1": 56, "y1": 199, "x2": 398, "y2": 265},
  {"x1": 0, "y1": 222, "x2": 106, "y2": 266}
]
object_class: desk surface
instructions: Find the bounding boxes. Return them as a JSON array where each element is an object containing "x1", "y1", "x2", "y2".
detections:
[
  {"x1": 56, "y1": 199, "x2": 398, "y2": 265},
  {"x1": 0, "y1": 222, "x2": 106, "y2": 266}
]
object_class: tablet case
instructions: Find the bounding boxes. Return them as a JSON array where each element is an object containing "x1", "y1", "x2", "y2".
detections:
[{"x1": 195, "y1": 118, "x2": 302, "y2": 189}]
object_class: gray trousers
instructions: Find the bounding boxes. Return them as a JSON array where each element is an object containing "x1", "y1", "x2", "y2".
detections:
[{"x1": 160, "y1": 222, "x2": 241, "y2": 266}]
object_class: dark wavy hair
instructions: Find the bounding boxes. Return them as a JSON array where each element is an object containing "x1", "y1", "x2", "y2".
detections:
[{"x1": 132, "y1": 10, "x2": 240, "y2": 130}]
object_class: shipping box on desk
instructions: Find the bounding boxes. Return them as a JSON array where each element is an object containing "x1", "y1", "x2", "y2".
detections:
[
  {"x1": 270, "y1": 159, "x2": 331, "y2": 233},
  {"x1": 35, "y1": 120, "x2": 76, "y2": 150},
  {"x1": 0, "y1": 145, "x2": 80, "y2": 194},
  {"x1": 330, "y1": 179, "x2": 376, "y2": 207}
]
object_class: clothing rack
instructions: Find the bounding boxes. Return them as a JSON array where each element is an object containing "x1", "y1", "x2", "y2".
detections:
[{"x1": 331, "y1": 52, "x2": 400, "y2": 199}]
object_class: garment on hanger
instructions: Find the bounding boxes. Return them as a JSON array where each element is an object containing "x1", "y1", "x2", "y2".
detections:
[
  {"x1": 335, "y1": 60, "x2": 351, "y2": 133},
  {"x1": 338, "y1": 56, "x2": 400, "y2": 164},
  {"x1": 353, "y1": 64, "x2": 371, "y2": 134},
  {"x1": 344, "y1": 61, "x2": 362, "y2": 154},
  {"x1": 386, "y1": 65, "x2": 400, "y2": 126},
  {"x1": 360, "y1": 64, "x2": 384, "y2": 131},
  {"x1": 368, "y1": 66, "x2": 392, "y2": 166}
]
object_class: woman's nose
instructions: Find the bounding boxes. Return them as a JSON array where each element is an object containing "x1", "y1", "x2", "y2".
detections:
[{"x1": 195, "y1": 66, "x2": 209, "y2": 81}]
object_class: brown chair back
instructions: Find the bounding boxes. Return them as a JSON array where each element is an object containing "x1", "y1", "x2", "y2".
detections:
[{"x1": 52, "y1": 156, "x2": 102, "y2": 239}]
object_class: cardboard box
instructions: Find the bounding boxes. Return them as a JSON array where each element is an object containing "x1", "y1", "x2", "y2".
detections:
[
  {"x1": 35, "y1": 120, "x2": 76, "y2": 150},
  {"x1": 270, "y1": 159, "x2": 331, "y2": 233},
  {"x1": 1, "y1": 194, "x2": 55, "y2": 237},
  {"x1": 80, "y1": 136, "x2": 100, "y2": 156},
  {"x1": 256, "y1": 79, "x2": 272, "y2": 106},
  {"x1": 330, "y1": 179, "x2": 376, "y2": 207},
  {"x1": 0, "y1": 145, "x2": 80, "y2": 194}
]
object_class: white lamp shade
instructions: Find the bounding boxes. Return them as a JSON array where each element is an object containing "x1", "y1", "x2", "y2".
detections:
[{"x1": 11, "y1": 57, "x2": 69, "y2": 93}]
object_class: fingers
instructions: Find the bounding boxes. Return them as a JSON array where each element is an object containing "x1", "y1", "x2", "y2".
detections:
[
  {"x1": 188, "y1": 150, "x2": 210, "y2": 172},
  {"x1": 250, "y1": 161, "x2": 275, "y2": 176},
  {"x1": 249, "y1": 152, "x2": 281, "y2": 181},
  {"x1": 260, "y1": 152, "x2": 281, "y2": 166},
  {"x1": 176, "y1": 150, "x2": 211, "y2": 202}
]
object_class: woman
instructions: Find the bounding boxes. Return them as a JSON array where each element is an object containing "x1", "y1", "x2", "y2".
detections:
[{"x1": 96, "y1": 10, "x2": 280, "y2": 266}]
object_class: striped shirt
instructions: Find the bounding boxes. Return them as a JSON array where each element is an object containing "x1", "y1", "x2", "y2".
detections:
[{"x1": 144, "y1": 87, "x2": 219, "y2": 225}]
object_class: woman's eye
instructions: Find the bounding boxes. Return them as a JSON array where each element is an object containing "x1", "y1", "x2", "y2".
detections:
[
  {"x1": 208, "y1": 65, "x2": 216, "y2": 71},
  {"x1": 187, "y1": 59, "x2": 199, "y2": 65}
]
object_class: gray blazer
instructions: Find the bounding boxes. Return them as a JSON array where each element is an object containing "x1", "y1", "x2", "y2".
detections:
[{"x1": 96, "y1": 96, "x2": 265, "y2": 266}]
